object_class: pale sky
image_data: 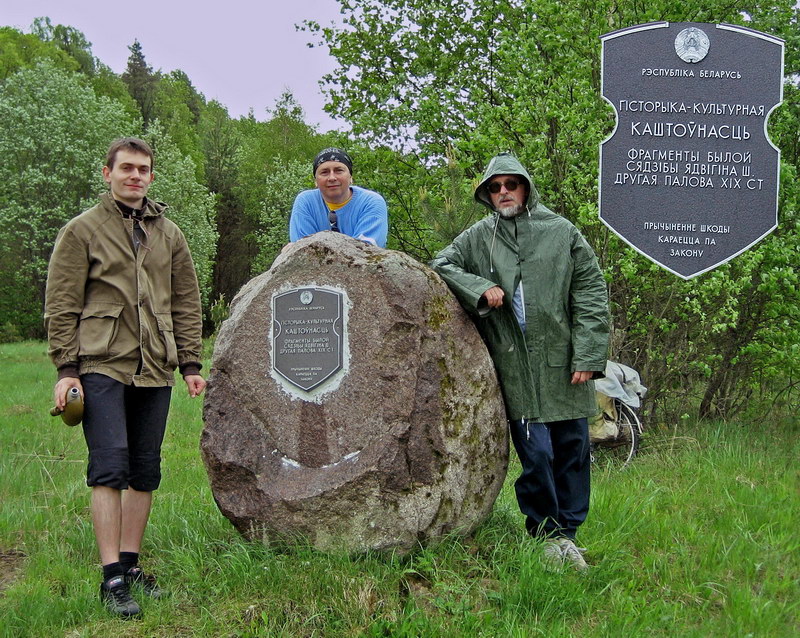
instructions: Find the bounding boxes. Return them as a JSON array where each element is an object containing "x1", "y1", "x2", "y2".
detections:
[{"x1": 0, "y1": 0, "x2": 345, "y2": 131}]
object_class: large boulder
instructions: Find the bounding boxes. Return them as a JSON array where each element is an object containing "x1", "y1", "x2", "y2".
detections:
[{"x1": 201, "y1": 232, "x2": 508, "y2": 552}]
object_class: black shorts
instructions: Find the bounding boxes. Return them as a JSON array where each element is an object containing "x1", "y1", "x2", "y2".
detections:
[{"x1": 81, "y1": 373, "x2": 172, "y2": 491}]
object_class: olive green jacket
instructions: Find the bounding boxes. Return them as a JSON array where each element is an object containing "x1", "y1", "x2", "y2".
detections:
[
  {"x1": 45, "y1": 192, "x2": 203, "y2": 387},
  {"x1": 431, "y1": 154, "x2": 609, "y2": 422}
]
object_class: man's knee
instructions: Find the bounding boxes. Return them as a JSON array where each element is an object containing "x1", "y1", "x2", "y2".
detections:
[
  {"x1": 87, "y1": 448, "x2": 129, "y2": 490},
  {"x1": 128, "y1": 451, "x2": 162, "y2": 492}
]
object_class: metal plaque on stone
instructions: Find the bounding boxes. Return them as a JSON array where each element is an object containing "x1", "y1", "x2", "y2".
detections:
[
  {"x1": 599, "y1": 22, "x2": 784, "y2": 279},
  {"x1": 272, "y1": 287, "x2": 344, "y2": 391}
]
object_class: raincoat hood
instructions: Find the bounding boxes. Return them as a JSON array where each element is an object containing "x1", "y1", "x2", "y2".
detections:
[{"x1": 474, "y1": 152, "x2": 540, "y2": 212}]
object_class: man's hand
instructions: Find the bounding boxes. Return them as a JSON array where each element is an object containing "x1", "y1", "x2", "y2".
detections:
[
  {"x1": 54, "y1": 377, "x2": 83, "y2": 411},
  {"x1": 184, "y1": 374, "x2": 207, "y2": 398},
  {"x1": 481, "y1": 286, "x2": 505, "y2": 308},
  {"x1": 571, "y1": 371, "x2": 593, "y2": 385}
]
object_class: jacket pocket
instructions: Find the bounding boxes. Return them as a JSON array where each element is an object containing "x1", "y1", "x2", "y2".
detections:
[
  {"x1": 155, "y1": 312, "x2": 179, "y2": 367},
  {"x1": 78, "y1": 303, "x2": 124, "y2": 357},
  {"x1": 546, "y1": 342, "x2": 571, "y2": 367}
]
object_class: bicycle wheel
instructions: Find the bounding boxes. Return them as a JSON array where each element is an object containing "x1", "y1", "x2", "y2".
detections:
[{"x1": 592, "y1": 401, "x2": 640, "y2": 467}]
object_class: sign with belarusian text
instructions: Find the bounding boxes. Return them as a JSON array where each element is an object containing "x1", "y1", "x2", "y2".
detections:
[
  {"x1": 272, "y1": 287, "x2": 344, "y2": 391},
  {"x1": 599, "y1": 22, "x2": 784, "y2": 279}
]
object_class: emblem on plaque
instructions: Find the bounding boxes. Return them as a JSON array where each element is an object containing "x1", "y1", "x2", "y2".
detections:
[
  {"x1": 675, "y1": 27, "x2": 710, "y2": 63},
  {"x1": 272, "y1": 287, "x2": 345, "y2": 391}
]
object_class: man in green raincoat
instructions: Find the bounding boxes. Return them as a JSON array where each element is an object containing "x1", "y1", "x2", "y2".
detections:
[{"x1": 431, "y1": 152, "x2": 609, "y2": 571}]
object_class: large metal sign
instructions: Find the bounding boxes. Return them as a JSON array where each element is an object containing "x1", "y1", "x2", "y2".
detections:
[
  {"x1": 599, "y1": 22, "x2": 784, "y2": 279},
  {"x1": 272, "y1": 287, "x2": 344, "y2": 391}
]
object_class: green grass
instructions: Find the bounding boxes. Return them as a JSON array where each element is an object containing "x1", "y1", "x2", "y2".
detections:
[{"x1": 1, "y1": 341, "x2": 798, "y2": 637}]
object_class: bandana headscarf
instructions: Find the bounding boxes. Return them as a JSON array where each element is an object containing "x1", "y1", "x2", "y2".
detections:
[{"x1": 313, "y1": 148, "x2": 353, "y2": 175}]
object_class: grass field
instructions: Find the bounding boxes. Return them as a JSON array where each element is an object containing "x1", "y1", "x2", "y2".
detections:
[{"x1": 1, "y1": 341, "x2": 798, "y2": 637}]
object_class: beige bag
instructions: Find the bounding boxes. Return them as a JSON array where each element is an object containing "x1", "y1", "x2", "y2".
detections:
[{"x1": 589, "y1": 392, "x2": 619, "y2": 442}]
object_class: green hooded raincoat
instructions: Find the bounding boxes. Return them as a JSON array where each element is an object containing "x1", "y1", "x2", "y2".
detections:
[{"x1": 431, "y1": 154, "x2": 609, "y2": 422}]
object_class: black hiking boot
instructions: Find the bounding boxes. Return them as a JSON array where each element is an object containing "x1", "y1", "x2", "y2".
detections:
[
  {"x1": 100, "y1": 575, "x2": 141, "y2": 618},
  {"x1": 125, "y1": 565, "x2": 163, "y2": 599}
]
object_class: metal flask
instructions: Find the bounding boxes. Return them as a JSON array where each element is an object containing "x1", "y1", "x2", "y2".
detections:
[{"x1": 50, "y1": 386, "x2": 84, "y2": 426}]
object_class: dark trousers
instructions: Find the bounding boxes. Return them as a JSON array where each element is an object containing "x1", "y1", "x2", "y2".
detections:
[
  {"x1": 82, "y1": 373, "x2": 172, "y2": 491},
  {"x1": 508, "y1": 417, "x2": 590, "y2": 540}
]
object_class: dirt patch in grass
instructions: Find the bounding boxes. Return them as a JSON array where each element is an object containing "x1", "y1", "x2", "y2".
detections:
[
  {"x1": 0, "y1": 549, "x2": 26, "y2": 594},
  {"x1": 5, "y1": 404, "x2": 34, "y2": 416}
]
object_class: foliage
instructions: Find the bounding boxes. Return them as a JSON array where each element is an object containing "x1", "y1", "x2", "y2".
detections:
[
  {"x1": 235, "y1": 93, "x2": 328, "y2": 274},
  {"x1": 0, "y1": 26, "x2": 79, "y2": 80},
  {"x1": 1, "y1": 341, "x2": 798, "y2": 636},
  {"x1": 209, "y1": 294, "x2": 230, "y2": 335},
  {"x1": 252, "y1": 159, "x2": 310, "y2": 272},
  {"x1": 152, "y1": 70, "x2": 207, "y2": 179},
  {"x1": 0, "y1": 61, "x2": 137, "y2": 338},
  {"x1": 87, "y1": 62, "x2": 141, "y2": 120},
  {"x1": 201, "y1": 101, "x2": 241, "y2": 196},
  {"x1": 234, "y1": 91, "x2": 325, "y2": 223},
  {"x1": 145, "y1": 122, "x2": 218, "y2": 309},
  {"x1": 26, "y1": 18, "x2": 140, "y2": 118},
  {"x1": 200, "y1": 101, "x2": 251, "y2": 304},
  {"x1": 0, "y1": 322, "x2": 23, "y2": 344},
  {"x1": 30, "y1": 17, "x2": 96, "y2": 75},
  {"x1": 411, "y1": 146, "x2": 488, "y2": 257},
  {"x1": 310, "y1": 0, "x2": 800, "y2": 422}
]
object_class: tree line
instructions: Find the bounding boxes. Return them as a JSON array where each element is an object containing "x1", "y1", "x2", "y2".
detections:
[
  {"x1": 0, "y1": 18, "x2": 338, "y2": 343},
  {"x1": 1, "y1": 1, "x2": 798, "y2": 425}
]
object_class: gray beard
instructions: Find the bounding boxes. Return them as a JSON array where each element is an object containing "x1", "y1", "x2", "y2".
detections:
[{"x1": 497, "y1": 204, "x2": 525, "y2": 219}]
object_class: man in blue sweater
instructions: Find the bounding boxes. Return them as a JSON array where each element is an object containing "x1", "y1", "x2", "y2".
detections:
[{"x1": 289, "y1": 148, "x2": 388, "y2": 247}]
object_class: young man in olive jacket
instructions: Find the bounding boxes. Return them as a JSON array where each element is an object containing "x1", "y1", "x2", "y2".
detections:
[
  {"x1": 431, "y1": 152, "x2": 609, "y2": 572},
  {"x1": 45, "y1": 138, "x2": 206, "y2": 617}
]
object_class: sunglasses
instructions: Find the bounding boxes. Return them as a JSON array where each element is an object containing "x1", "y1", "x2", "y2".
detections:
[
  {"x1": 487, "y1": 179, "x2": 521, "y2": 194},
  {"x1": 328, "y1": 210, "x2": 340, "y2": 232}
]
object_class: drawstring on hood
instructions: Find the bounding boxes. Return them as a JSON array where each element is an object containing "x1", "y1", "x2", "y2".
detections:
[{"x1": 489, "y1": 214, "x2": 501, "y2": 273}]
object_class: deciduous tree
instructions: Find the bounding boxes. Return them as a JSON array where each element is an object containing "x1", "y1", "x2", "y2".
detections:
[
  {"x1": 145, "y1": 122, "x2": 218, "y2": 310},
  {"x1": 0, "y1": 62, "x2": 136, "y2": 337}
]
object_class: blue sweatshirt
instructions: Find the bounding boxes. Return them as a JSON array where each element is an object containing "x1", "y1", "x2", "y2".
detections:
[{"x1": 289, "y1": 185, "x2": 388, "y2": 247}]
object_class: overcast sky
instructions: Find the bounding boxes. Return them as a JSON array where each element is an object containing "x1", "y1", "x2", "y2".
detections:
[{"x1": 0, "y1": 0, "x2": 345, "y2": 131}]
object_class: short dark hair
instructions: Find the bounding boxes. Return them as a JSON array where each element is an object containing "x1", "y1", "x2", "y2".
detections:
[{"x1": 105, "y1": 137, "x2": 154, "y2": 171}]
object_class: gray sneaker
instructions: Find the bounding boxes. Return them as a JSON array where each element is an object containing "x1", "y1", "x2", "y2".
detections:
[
  {"x1": 559, "y1": 538, "x2": 589, "y2": 572},
  {"x1": 542, "y1": 539, "x2": 567, "y2": 572},
  {"x1": 100, "y1": 575, "x2": 141, "y2": 618},
  {"x1": 541, "y1": 538, "x2": 589, "y2": 573}
]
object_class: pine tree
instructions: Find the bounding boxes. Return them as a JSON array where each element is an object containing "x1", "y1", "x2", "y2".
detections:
[{"x1": 121, "y1": 39, "x2": 157, "y2": 125}]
